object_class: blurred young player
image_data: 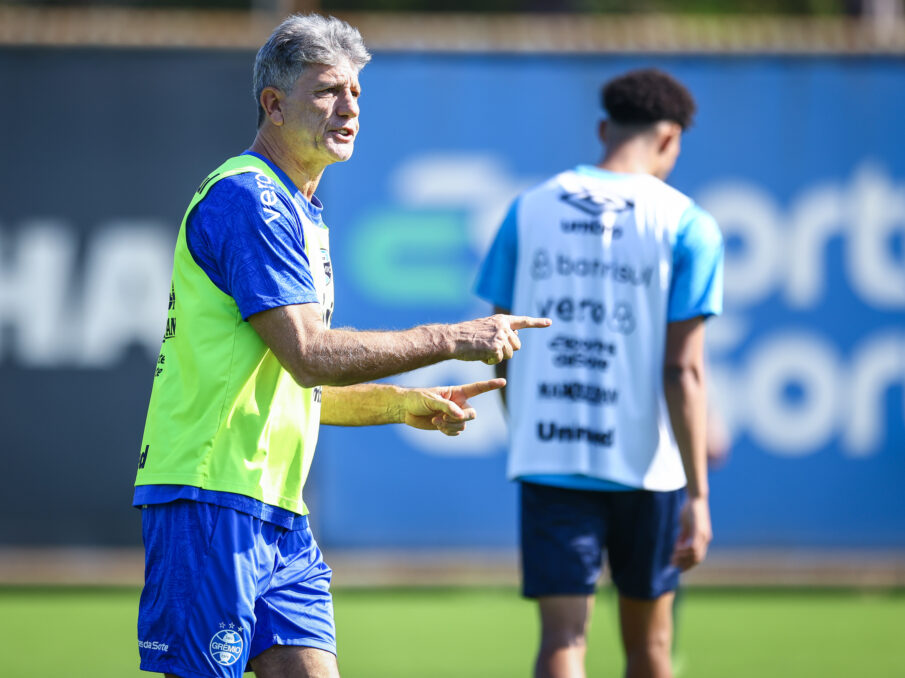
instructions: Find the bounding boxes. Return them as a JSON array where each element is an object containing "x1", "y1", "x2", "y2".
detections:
[
  {"x1": 475, "y1": 69, "x2": 723, "y2": 678},
  {"x1": 133, "y1": 14, "x2": 549, "y2": 678}
]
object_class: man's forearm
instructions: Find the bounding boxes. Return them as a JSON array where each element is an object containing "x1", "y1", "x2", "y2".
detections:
[
  {"x1": 664, "y1": 364, "x2": 709, "y2": 499},
  {"x1": 320, "y1": 383, "x2": 406, "y2": 426},
  {"x1": 296, "y1": 324, "x2": 455, "y2": 387},
  {"x1": 250, "y1": 304, "x2": 458, "y2": 387},
  {"x1": 250, "y1": 305, "x2": 545, "y2": 389}
]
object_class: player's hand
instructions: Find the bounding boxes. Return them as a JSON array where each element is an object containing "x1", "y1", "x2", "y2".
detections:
[
  {"x1": 400, "y1": 378, "x2": 506, "y2": 436},
  {"x1": 671, "y1": 496, "x2": 712, "y2": 571},
  {"x1": 453, "y1": 315, "x2": 551, "y2": 365}
]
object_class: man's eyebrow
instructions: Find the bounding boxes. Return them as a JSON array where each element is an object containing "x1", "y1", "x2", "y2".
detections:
[{"x1": 314, "y1": 78, "x2": 361, "y2": 93}]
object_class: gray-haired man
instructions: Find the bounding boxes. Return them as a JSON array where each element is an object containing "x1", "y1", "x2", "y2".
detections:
[{"x1": 134, "y1": 14, "x2": 549, "y2": 678}]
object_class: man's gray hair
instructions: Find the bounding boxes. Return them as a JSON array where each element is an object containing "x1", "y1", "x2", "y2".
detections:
[{"x1": 253, "y1": 14, "x2": 371, "y2": 127}]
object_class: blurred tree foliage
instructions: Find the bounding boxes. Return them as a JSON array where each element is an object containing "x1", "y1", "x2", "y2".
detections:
[
  {"x1": 323, "y1": 0, "x2": 852, "y2": 14},
  {"x1": 6, "y1": 0, "x2": 864, "y2": 14}
]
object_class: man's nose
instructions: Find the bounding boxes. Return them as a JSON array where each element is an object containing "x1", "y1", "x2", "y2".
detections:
[{"x1": 337, "y1": 89, "x2": 359, "y2": 117}]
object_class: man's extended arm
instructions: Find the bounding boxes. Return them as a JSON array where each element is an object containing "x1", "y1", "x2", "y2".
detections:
[
  {"x1": 320, "y1": 379, "x2": 506, "y2": 436},
  {"x1": 249, "y1": 302, "x2": 548, "y2": 388},
  {"x1": 663, "y1": 315, "x2": 712, "y2": 571}
]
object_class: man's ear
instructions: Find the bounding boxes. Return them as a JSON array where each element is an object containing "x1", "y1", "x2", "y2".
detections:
[
  {"x1": 259, "y1": 87, "x2": 285, "y2": 126},
  {"x1": 598, "y1": 119, "x2": 608, "y2": 144},
  {"x1": 657, "y1": 121, "x2": 682, "y2": 154}
]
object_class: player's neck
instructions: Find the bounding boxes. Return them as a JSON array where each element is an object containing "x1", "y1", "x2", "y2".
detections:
[
  {"x1": 598, "y1": 141, "x2": 658, "y2": 178},
  {"x1": 249, "y1": 133, "x2": 324, "y2": 200}
]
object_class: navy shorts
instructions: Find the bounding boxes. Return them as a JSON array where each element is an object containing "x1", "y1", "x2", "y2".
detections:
[
  {"x1": 137, "y1": 500, "x2": 335, "y2": 678},
  {"x1": 520, "y1": 481, "x2": 685, "y2": 600}
]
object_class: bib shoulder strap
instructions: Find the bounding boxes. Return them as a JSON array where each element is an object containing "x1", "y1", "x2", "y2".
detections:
[{"x1": 191, "y1": 154, "x2": 294, "y2": 203}]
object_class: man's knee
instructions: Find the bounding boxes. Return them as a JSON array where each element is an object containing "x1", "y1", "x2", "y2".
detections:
[
  {"x1": 250, "y1": 645, "x2": 340, "y2": 678},
  {"x1": 540, "y1": 626, "x2": 588, "y2": 653},
  {"x1": 618, "y1": 592, "x2": 674, "y2": 677},
  {"x1": 538, "y1": 595, "x2": 593, "y2": 652},
  {"x1": 624, "y1": 635, "x2": 673, "y2": 678},
  {"x1": 624, "y1": 628, "x2": 671, "y2": 662}
]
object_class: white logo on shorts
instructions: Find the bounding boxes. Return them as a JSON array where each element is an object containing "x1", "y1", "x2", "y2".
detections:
[
  {"x1": 138, "y1": 638, "x2": 169, "y2": 652},
  {"x1": 209, "y1": 626, "x2": 244, "y2": 667}
]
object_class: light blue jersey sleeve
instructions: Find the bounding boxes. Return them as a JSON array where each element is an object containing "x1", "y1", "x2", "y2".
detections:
[
  {"x1": 474, "y1": 199, "x2": 520, "y2": 311},
  {"x1": 668, "y1": 204, "x2": 724, "y2": 322}
]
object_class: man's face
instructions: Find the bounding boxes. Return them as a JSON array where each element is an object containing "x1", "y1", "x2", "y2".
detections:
[{"x1": 279, "y1": 59, "x2": 361, "y2": 170}]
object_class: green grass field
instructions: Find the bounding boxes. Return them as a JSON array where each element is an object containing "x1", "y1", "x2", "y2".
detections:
[{"x1": 2, "y1": 586, "x2": 903, "y2": 677}]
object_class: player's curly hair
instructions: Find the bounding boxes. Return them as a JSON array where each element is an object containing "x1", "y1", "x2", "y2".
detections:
[{"x1": 602, "y1": 69, "x2": 696, "y2": 130}]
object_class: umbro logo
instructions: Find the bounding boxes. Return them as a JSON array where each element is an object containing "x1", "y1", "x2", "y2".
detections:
[{"x1": 559, "y1": 190, "x2": 633, "y2": 216}]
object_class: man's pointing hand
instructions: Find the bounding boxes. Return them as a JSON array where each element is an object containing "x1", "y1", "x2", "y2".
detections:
[{"x1": 453, "y1": 314, "x2": 552, "y2": 365}]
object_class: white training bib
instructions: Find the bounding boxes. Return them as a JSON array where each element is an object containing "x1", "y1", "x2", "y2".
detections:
[{"x1": 507, "y1": 168, "x2": 694, "y2": 491}]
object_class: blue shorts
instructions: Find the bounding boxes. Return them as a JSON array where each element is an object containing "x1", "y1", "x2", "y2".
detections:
[
  {"x1": 137, "y1": 500, "x2": 335, "y2": 678},
  {"x1": 520, "y1": 481, "x2": 685, "y2": 600}
]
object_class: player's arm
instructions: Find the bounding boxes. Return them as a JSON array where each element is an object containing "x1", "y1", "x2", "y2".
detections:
[
  {"x1": 320, "y1": 379, "x2": 506, "y2": 436},
  {"x1": 249, "y1": 303, "x2": 548, "y2": 388},
  {"x1": 664, "y1": 315, "x2": 712, "y2": 571}
]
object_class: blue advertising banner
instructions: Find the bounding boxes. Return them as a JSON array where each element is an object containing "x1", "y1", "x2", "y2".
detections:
[
  {"x1": 311, "y1": 55, "x2": 905, "y2": 548},
  {"x1": 1, "y1": 49, "x2": 902, "y2": 548}
]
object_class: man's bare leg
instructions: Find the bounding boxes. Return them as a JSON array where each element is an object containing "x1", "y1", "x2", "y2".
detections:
[
  {"x1": 250, "y1": 645, "x2": 340, "y2": 678},
  {"x1": 618, "y1": 592, "x2": 675, "y2": 678},
  {"x1": 535, "y1": 595, "x2": 594, "y2": 678}
]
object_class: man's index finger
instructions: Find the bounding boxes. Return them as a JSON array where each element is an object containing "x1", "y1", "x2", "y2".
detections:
[
  {"x1": 457, "y1": 378, "x2": 507, "y2": 399},
  {"x1": 508, "y1": 316, "x2": 552, "y2": 330}
]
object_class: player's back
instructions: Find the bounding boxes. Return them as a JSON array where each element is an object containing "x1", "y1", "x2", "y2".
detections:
[{"x1": 505, "y1": 164, "x2": 714, "y2": 490}]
